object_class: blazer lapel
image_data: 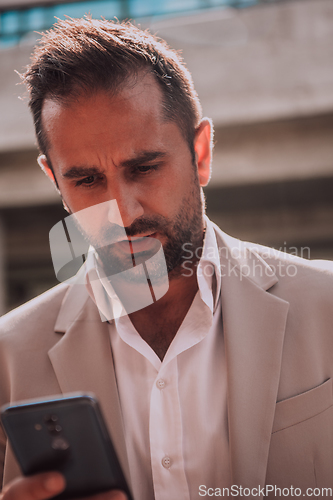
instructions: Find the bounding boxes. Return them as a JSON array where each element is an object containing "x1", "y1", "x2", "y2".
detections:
[
  {"x1": 215, "y1": 229, "x2": 289, "y2": 492},
  {"x1": 48, "y1": 283, "x2": 131, "y2": 486}
]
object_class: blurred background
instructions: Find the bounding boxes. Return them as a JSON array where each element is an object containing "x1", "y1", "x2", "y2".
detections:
[{"x1": 0, "y1": 0, "x2": 333, "y2": 314}]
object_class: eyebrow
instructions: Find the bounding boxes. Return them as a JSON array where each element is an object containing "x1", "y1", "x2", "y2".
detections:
[
  {"x1": 62, "y1": 166, "x2": 101, "y2": 179},
  {"x1": 120, "y1": 151, "x2": 167, "y2": 168},
  {"x1": 62, "y1": 151, "x2": 167, "y2": 179}
]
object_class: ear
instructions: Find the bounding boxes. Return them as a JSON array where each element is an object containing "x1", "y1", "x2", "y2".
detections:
[
  {"x1": 194, "y1": 118, "x2": 213, "y2": 187},
  {"x1": 38, "y1": 155, "x2": 71, "y2": 213},
  {"x1": 38, "y1": 154, "x2": 57, "y2": 185}
]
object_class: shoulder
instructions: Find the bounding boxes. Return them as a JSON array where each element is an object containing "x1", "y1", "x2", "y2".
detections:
[
  {"x1": 254, "y1": 244, "x2": 333, "y2": 318},
  {"x1": 245, "y1": 240, "x2": 333, "y2": 288},
  {"x1": 213, "y1": 220, "x2": 333, "y2": 275},
  {"x1": 0, "y1": 283, "x2": 70, "y2": 343},
  {"x1": 212, "y1": 221, "x2": 333, "y2": 300}
]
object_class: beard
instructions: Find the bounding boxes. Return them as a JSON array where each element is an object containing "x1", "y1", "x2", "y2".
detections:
[{"x1": 77, "y1": 170, "x2": 205, "y2": 284}]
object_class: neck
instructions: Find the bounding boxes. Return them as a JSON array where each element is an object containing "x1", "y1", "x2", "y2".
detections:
[
  {"x1": 127, "y1": 262, "x2": 199, "y2": 359},
  {"x1": 109, "y1": 226, "x2": 205, "y2": 359}
]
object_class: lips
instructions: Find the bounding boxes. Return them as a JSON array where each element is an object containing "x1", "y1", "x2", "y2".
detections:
[
  {"x1": 131, "y1": 232, "x2": 157, "y2": 239},
  {"x1": 116, "y1": 233, "x2": 159, "y2": 254}
]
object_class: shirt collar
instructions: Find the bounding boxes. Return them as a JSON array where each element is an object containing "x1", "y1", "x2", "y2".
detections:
[
  {"x1": 196, "y1": 215, "x2": 221, "y2": 313},
  {"x1": 85, "y1": 247, "x2": 125, "y2": 322}
]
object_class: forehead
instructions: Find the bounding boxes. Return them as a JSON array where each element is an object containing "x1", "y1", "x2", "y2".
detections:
[{"x1": 41, "y1": 72, "x2": 171, "y2": 161}]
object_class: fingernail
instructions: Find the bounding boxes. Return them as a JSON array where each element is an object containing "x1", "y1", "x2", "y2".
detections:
[{"x1": 44, "y1": 474, "x2": 65, "y2": 493}]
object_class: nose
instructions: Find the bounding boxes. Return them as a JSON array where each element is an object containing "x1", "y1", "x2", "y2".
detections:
[{"x1": 107, "y1": 185, "x2": 144, "y2": 228}]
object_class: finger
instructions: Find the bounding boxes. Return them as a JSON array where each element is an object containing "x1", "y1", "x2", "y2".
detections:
[{"x1": 1, "y1": 472, "x2": 66, "y2": 500}]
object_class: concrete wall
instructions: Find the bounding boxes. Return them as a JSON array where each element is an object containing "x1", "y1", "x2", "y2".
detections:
[
  {"x1": 1, "y1": 0, "x2": 333, "y2": 150},
  {"x1": 1, "y1": 0, "x2": 333, "y2": 312},
  {"x1": 149, "y1": 0, "x2": 333, "y2": 126},
  {"x1": 211, "y1": 113, "x2": 333, "y2": 186},
  {"x1": 1, "y1": 0, "x2": 333, "y2": 200}
]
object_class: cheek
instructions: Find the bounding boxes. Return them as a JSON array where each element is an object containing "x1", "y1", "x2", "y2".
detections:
[
  {"x1": 167, "y1": 168, "x2": 197, "y2": 204},
  {"x1": 150, "y1": 183, "x2": 181, "y2": 216},
  {"x1": 58, "y1": 183, "x2": 95, "y2": 214},
  {"x1": 159, "y1": 165, "x2": 191, "y2": 200}
]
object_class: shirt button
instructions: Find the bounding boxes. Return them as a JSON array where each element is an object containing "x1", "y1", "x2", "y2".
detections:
[
  {"x1": 161, "y1": 456, "x2": 172, "y2": 468},
  {"x1": 156, "y1": 379, "x2": 166, "y2": 389}
]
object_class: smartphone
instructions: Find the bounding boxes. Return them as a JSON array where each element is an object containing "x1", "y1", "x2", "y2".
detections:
[{"x1": 0, "y1": 393, "x2": 133, "y2": 500}]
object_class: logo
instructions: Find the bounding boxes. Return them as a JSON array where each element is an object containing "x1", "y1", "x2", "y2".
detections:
[{"x1": 49, "y1": 200, "x2": 169, "y2": 320}]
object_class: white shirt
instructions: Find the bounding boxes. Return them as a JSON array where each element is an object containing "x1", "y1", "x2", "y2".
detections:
[{"x1": 86, "y1": 217, "x2": 230, "y2": 500}]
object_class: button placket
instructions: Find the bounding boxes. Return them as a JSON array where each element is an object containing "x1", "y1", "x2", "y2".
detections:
[{"x1": 149, "y1": 359, "x2": 190, "y2": 500}]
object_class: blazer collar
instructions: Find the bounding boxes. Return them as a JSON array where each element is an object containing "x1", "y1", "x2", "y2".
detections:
[
  {"x1": 212, "y1": 222, "x2": 279, "y2": 291},
  {"x1": 214, "y1": 225, "x2": 289, "y2": 492}
]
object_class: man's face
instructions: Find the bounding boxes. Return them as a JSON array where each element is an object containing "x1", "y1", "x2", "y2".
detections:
[{"x1": 41, "y1": 73, "x2": 210, "y2": 280}]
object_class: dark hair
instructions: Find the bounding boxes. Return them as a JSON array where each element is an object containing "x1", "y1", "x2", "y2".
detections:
[{"x1": 21, "y1": 16, "x2": 202, "y2": 167}]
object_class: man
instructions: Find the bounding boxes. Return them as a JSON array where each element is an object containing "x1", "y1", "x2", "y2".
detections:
[{"x1": 1, "y1": 17, "x2": 333, "y2": 500}]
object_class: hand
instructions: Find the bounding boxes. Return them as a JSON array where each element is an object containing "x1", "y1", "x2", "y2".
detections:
[{"x1": 0, "y1": 472, "x2": 127, "y2": 500}]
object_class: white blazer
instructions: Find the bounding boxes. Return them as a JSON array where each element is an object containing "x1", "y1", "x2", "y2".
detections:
[{"x1": 1, "y1": 224, "x2": 333, "y2": 498}]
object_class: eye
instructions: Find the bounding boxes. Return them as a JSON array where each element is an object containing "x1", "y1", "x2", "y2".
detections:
[
  {"x1": 75, "y1": 175, "x2": 99, "y2": 187},
  {"x1": 81, "y1": 176, "x2": 95, "y2": 184},
  {"x1": 135, "y1": 165, "x2": 158, "y2": 174}
]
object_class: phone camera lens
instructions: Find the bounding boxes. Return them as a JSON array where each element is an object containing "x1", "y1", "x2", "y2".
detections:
[
  {"x1": 44, "y1": 414, "x2": 58, "y2": 423},
  {"x1": 51, "y1": 437, "x2": 70, "y2": 451},
  {"x1": 47, "y1": 423, "x2": 62, "y2": 434},
  {"x1": 44, "y1": 415, "x2": 62, "y2": 434}
]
